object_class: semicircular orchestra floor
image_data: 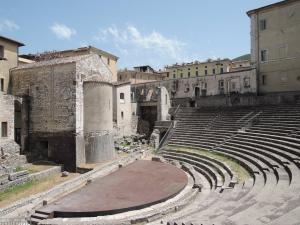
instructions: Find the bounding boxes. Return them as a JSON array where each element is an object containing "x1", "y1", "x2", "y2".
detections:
[{"x1": 39, "y1": 160, "x2": 188, "y2": 218}]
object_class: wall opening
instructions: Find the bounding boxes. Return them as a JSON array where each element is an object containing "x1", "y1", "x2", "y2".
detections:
[
  {"x1": 0, "y1": 45, "x2": 4, "y2": 59},
  {"x1": 14, "y1": 100, "x2": 22, "y2": 144},
  {"x1": 1, "y1": 122, "x2": 7, "y2": 137},
  {"x1": 194, "y1": 87, "x2": 200, "y2": 97},
  {"x1": 0, "y1": 78, "x2": 4, "y2": 92},
  {"x1": 121, "y1": 111, "x2": 124, "y2": 119},
  {"x1": 120, "y1": 92, "x2": 125, "y2": 103},
  {"x1": 36, "y1": 140, "x2": 49, "y2": 158},
  {"x1": 137, "y1": 106, "x2": 157, "y2": 138}
]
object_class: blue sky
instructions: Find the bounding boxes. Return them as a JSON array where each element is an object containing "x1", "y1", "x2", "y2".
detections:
[{"x1": 0, "y1": 0, "x2": 278, "y2": 69}]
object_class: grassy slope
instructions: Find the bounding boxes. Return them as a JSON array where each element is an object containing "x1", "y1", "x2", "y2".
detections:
[{"x1": 0, "y1": 173, "x2": 78, "y2": 208}]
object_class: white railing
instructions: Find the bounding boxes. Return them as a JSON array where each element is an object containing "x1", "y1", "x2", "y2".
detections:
[{"x1": 157, "y1": 105, "x2": 181, "y2": 150}]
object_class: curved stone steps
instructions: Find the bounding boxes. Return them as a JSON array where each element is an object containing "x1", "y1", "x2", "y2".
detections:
[
  {"x1": 169, "y1": 140, "x2": 216, "y2": 150},
  {"x1": 171, "y1": 133, "x2": 228, "y2": 141},
  {"x1": 186, "y1": 157, "x2": 282, "y2": 221},
  {"x1": 163, "y1": 154, "x2": 221, "y2": 189},
  {"x1": 167, "y1": 144, "x2": 257, "y2": 184},
  {"x1": 170, "y1": 135, "x2": 226, "y2": 144},
  {"x1": 163, "y1": 149, "x2": 235, "y2": 180},
  {"x1": 220, "y1": 142, "x2": 288, "y2": 185},
  {"x1": 232, "y1": 134, "x2": 300, "y2": 172},
  {"x1": 161, "y1": 150, "x2": 232, "y2": 188},
  {"x1": 237, "y1": 133, "x2": 300, "y2": 158},
  {"x1": 241, "y1": 131, "x2": 300, "y2": 146},
  {"x1": 213, "y1": 147, "x2": 270, "y2": 185},
  {"x1": 227, "y1": 138, "x2": 298, "y2": 183},
  {"x1": 182, "y1": 169, "x2": 289, "y2": 225}
]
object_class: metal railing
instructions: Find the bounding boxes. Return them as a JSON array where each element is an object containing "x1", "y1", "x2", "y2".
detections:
[
  {"x1": 157, "y1": 104, "x2": 181, "y2": 150},
  {"x1": 241, "y1": 110, "x2": 262, "y2": 130}
]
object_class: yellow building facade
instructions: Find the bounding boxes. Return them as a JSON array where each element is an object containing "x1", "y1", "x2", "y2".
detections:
[
  {"x1": 165, "y1": 59, "x2": 232, "y2": 79},
  {"x1": 0, "y1": 36, "x2": 24, "y2": 93}
]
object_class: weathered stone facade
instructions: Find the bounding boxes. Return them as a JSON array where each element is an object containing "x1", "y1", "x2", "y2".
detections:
[
  {"x1": 132, "y1": 69, "x2": 257, "y2": 105},
  {"x1": 10, "y1": 54, "x2": 115, "y2": 171}
]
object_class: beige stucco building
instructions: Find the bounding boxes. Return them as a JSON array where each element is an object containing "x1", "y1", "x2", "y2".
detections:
[
  {"x1": 0, "y1": 36, "x2": 24, "y2": 93},
  {"x1": 0, "y1": 36, "x2": 26, "y2": 166},
  {"x1": 247, "y1": 0, "x2": 300, "y2": 93},
  {"x1": 113, "y1": 82, "x2": 132, "y2": 137}
]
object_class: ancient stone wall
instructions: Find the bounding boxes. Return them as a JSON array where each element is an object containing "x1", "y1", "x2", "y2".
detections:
[
  {"x1": 9, "y1": 54, "x2": 116, "y2": 170},
  {"x1": 0, "y1": 93, "x2": 14, "y2": 140},
  {"x1": 10, "y1": 62, "x2": 78, "y2": 170}
]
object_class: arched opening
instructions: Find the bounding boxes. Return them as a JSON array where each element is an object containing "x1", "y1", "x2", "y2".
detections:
[{"x1": 194, "y1": 87, "x2": 200, "y2": 97}]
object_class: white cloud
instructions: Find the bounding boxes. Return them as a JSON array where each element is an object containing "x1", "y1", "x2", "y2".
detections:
[
  {"x1": 50, "y1": 23, "x2": 76, "y2": 40},
  {"x1": 95, "y1": 25, "x2": 185, "y2": 61},
  {"x1": 0, "y1": 19, "x2": 19, "y2": 31}
]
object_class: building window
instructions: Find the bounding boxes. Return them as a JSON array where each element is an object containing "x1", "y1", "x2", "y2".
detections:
[
  {"x1": 0, "y1": 45, "x2": 4, "y2": 59},
  {"x1": 196, "y1": 67, "x2": 198, "y2": 70},
  {"x1": 188, "y1": 72, "x2": 190, "y2": 77},
  {"x1": 205, "y1": 70, "x2": 208, "y2": 75},
  {"x1": 180, "y1": 73, "x2": 183, "y2": 78},
  {"x1": 220, "y1": 68, "x2": 224, "y2": 74},
  {"x1": 219, "y1": 80, "x2": 224, "y2": 90},
  {"x1": 261, "y1": 50, "x2": 268, "y2": 62},
  {"x1": 173, "y1": 74, "x2": 176, "y2": 79},
  {"x1": 262, "y1": 75, "x2": 267, "y2": 85},
  {"x1": 212, "y1": 69, "x2": 215, "y2": 74},
  {"x1": 231, "y1": 82, "x2": 236, "y2": 90},
  {"x1": 188, "y1": 68, "x2": 190, "y2": 70},
  {"x1": 260, "y1": 19, "x2": 267, "y2": 30},
  {"x1": 196, "y1": 71, "x2": 199, "y2": 76},
  {"x1": 165, "y1": 94, "x2": 167, "y2": 105},
  {"x1": 1, "y1": 122, "x2": 7, "y2": 137},
  {"x1": 121, "y1": 111, "x2": 124, "y2": 119},
  {"x1": 0, "y1": 78, "x2": 4, "y2": 92},
  {"x1": 120, "y1": 92, "x2": 125, "y2": 103},
  {"x1": 244, "y1": 77, "x2": 250, "y2": 88},
  {"x1": 107, "y1": 58, "x2": 110, "y2": 65}
]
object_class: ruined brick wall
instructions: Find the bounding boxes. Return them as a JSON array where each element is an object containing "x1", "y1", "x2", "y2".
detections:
[
  {"x1": 9, "y1": 54, "x2": 116, "y2": 170},
  {"x1": 10, "y1": 63, "x2": 78, "y2": 170},
  {"x1": 10, "y1": 63, "x2": 77, "y2": 133}
]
